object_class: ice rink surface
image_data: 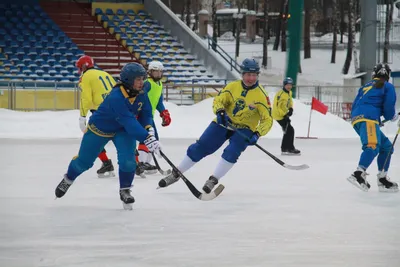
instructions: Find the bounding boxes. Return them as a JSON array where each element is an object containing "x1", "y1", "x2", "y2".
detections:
[{"x1": 1, "y1": 138, "x2": 400, "y2": 267}]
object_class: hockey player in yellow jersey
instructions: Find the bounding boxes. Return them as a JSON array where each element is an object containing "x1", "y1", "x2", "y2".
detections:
[
  {"x1": 272, "y1": 77, "x2": 300, "y2": 155},
  {"x1": 158, "y1": 58, "x2": 273, "y2": 193},
  {"x1": 76, "y1": 55, "x2": 116, "y2": 178}
]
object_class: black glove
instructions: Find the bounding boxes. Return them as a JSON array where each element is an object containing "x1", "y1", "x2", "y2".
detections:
[{"x1": 287, "y1": 108, "x2": 293, "y2": 117}]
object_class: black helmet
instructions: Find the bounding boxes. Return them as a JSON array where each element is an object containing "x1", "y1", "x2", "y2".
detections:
[{"x1": 372, "y1": 63, "x2": 391, "y2": 81}]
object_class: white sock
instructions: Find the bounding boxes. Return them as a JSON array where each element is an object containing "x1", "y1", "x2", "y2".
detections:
[
  {"x1": 138, "y1": 150, "x2": 148, "y2": 163},
  {"x1": 378, "y1": 171, "x2": 387, "y2": 178},
  {"x1": 213, "y1": 158, "x2": 234, "y2": 180},
  {"x1": 178, "y1": 155, "x2": 196, "y2": 173}
]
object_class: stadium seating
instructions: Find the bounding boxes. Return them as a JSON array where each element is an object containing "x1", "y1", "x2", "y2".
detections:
[
  {"x1": 0, "y1": 3, "x2": 84, "y2": 82},
  {"x1": 96, "y1": 8, "x2": 221, "y2": 84}
]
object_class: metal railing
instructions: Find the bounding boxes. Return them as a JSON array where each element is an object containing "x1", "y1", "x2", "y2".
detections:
[
  {"x1": 206, "y1": 35, "x2": 241, "y2": 73},
  {"x1": 0, "y1": 81, "x2": 359, "y2": 120}
]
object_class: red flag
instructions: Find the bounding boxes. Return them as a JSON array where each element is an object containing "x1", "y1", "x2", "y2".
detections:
[{"x1": 311, "y1": 97, "x2": 328, "y2": 115}]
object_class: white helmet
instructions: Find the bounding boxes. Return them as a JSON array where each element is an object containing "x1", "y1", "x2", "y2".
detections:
[{"x1": 148, "y1": 61, "x2": 164, "y2": 71}]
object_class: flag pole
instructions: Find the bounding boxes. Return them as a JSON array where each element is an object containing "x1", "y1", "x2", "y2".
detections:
[{"x1": 307, "y1": 104, "x2": 313, "y2": 138}]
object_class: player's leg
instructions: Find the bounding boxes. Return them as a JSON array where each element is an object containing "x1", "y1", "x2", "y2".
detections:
[
  {"x1": 277, "y1": 118, "x2": 290, "y2": 153},
  {"x1": 158, "y1": 122, "x2": 231, "y2": 188},
  {"x1": 96, "y1": 148, "x2": 115, "y2": 178},
  {"x1": 55, "y1": 130, "x2": 109, "y2": 198},
  {"x1": 284, "y1": 121, "x2": 300, "y2": 155},
  {"x1": 112, "y1": 131, "x2": 137, "y2": 209},
  {"x1": 202, "y1": 128, "x2": 253, "y2": 193},
  {"x1": 347, "y1": 121, "x2": 379, "y2": 191},
  {"x1": 376, "y1": 130, "x2": 398, "y2": 192}
]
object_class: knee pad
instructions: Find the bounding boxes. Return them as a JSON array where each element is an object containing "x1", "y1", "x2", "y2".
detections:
[
  {"x1": 119, "y1": 158, "x2": 136, "y2": 172},
  {"x1": 362, "y1": 145, "x2": 379, "y2": 157},
  {"x1": 187, "y1": 140, "x2": 215, "y2": 162}
]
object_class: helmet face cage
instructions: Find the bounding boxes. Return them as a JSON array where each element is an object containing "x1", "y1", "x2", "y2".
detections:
[
  {"x1": 148, "y1": 61, "x2": 164, "y2": 81},
  {"x1": 373, "y1": 63, "x2": 391, "y2": 81}
]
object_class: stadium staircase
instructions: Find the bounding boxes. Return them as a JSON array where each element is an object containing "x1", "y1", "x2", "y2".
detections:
[{"x1": 40, "y1": 1, "x2": 138, "y2": 76}]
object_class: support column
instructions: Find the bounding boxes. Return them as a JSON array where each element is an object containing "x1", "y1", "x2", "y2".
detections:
[
  {"x1": 359, "y1": 1, "x2": 377, "y2": 84},
  {"x1": 285, "y1": 0, "x2": 303, "y2": 98}
]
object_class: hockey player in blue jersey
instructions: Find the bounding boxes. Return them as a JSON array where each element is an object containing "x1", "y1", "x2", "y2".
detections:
[
  {"x1": 55, "y1": 63, "x2": 162, "y2": 209},
  {"x1": 347, "y1": 63, "x2": 399, "y2": 192},
  {"x1": 157, "y1": 58, "x2": 273, "y2": 193}
]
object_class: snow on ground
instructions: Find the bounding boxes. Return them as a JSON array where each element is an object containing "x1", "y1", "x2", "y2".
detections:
[
  {"x1": 219, "y1": 42, "x2": 400, "y2": 86},
  {"x1": 1, "y1": 137, "x2": 400, "y2": 267}
]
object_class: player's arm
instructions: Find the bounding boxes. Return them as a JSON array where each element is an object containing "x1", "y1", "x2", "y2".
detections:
[
  {"x1": 156, "y1": 93, "x2": 166, "y2": 113},
  {"x1": 111, "y1": 100, "x2": 149, "y2": 142},
  {"x1": 256, "y1": 94, "x2": 273, "y2": 136},
  {"x1": 382, "y1": 83, "x2": 397, "y2": 121},
  {"x1": 213, "y1": 84, "x2": 233, "y2": 114},
  {"x1": 138, "y1": 94, "x2": 153, "y2": 129},
  {"x1": 79, "y1": 76, "x2": 93, "y2": 117}
]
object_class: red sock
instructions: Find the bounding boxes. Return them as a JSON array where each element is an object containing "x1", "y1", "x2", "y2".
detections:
[{"x1": 98, "y1": 151, "x2": 109, "y2": 162}]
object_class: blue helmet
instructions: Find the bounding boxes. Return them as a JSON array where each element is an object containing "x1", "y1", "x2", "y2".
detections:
[
  {"x1": 120, "y1": 62, "x2": 147, "y2": 96},
  {"x1": 283, "y1": 77, "x2": 293, "y2": 86},
  {"x1": 240, "y1": 58, "x2": 260, "y2": 74}
]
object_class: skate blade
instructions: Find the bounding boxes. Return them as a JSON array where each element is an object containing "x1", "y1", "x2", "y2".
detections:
[
  {"x1": 281, "y1": 152, "x2": 301, "y2": 156},
  {"x1": 347, "y1": 176, "x2": 369, "y2": 192},
  {"x1": 144, "y1": 170, "x2": 158, "y2": 175},
  {"x1": 98, "y1": 171, "x2": 116, "y2": 178},
  {"x1": 378, "y1": 186, "x2": 399, "y2": 193},
  {"x1": 122, "y1": 202, "x2": 133, "y2": 210}
]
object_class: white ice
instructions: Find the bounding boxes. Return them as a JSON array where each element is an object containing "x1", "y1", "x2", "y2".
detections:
[{"x1": 1, "y1": 137, "x2": 400, "y2": 267}]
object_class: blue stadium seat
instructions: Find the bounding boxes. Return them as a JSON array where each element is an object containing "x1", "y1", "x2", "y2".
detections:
[{"x1": 106, "y1": 9, "x2": 113, "y2": 15}]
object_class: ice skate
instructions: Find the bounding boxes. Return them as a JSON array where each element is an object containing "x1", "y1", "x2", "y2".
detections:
[
  {"x1": 377, "y1": 173, "x2": 399, "y2": 193},
  {"x1": 158, "y1": 169, "x2": 180, "y2": 188},
  {"x1": 282, "y1": 148, "x2": 301, "y2": 156},
  {"x1": 97, "y1": 159, "x2": 115, "y2": 178},
  {"x1": 55, "y1": 174, "x2": 73, "y2": 198},
  {"x1": 202, "y1": 176, "x2": 219, "y2": 194},
  {"x1": 135, "y1": 162, "x2": 146, "y2": 178},
  {"x1": 119, "y1": 188, "x2": 135, "y2": 210},
  {"x1": 347, "y1": 170, "x2": 370, "y2": 192},
  {"x1": 141, "y1": 162, "x2": 158, "y2": 174}
]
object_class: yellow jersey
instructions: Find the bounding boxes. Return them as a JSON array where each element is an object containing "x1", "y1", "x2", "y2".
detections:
[
  {"x1": 79, "y1": 68, "x2": 116, "y2": 117},
  {"x1": 272, "y1": 89, "x2": 293, "y2": 121},
  {"x1": 213, "y1": 80, "x2": 273, "y2": 136}
]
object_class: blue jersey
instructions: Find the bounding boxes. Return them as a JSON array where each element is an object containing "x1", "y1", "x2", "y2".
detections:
[
  {"x1": 88, "y1": 85, "x2": 153, "y2": 142},
  {"x1": 351, "y1": 79, "x2": 396, "y2": 125}
]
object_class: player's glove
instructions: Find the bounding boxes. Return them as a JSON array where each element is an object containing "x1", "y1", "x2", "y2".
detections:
[
  {"x1": 79, "y1": 116, "x2": 87, "y2": 133},
  {"x1": 160, "y1": 109, "x2": 171, "y2": 127},
  {"x1": 248, "y1": 132, "x2": 260, "y2": 146},
  {"x1": 216, "y1": 109, "x2": 231, "y2": 127},
  {"x1": 287, "y1": 107, "x2": 293, "y2": 117},
  {"x1": 144, "y1": 134, "x2": 161, "y2": 156}
]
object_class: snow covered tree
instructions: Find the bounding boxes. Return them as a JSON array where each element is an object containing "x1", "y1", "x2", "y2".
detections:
[
  {"x1": 331, "y1": 0, "x2": 338, "y2": 63},
  {"x1": 383, "y1": 1, "x2": 394, "y2": 63},
  {"x1": 262, "y1": 0, "x2": 269, "y2": 68},
  {"x1": 304, "y1": 0, "x2": 311, "y2": 59}
]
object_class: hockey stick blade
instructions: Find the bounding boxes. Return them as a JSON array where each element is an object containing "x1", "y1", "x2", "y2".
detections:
[
  {"x1": 224, "y1": 123, "x2": 310, "y2": 170},
  {"x1": 283, "y1": 163, "x2": 310, "y2": 170},
  {"x1": 159, "y1": 151, "x2": 225, "y2": 201},
  {"x1": 152, "y1": 153, "x2": 172, "y2": 175}
]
